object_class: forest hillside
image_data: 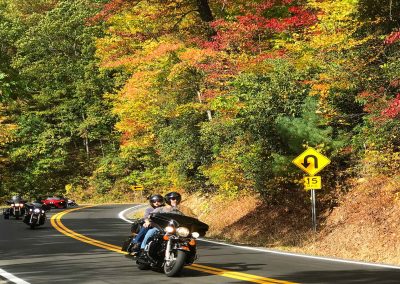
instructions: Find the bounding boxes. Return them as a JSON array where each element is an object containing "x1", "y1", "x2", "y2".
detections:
[{"x1": 1, "y1": 0, "x2": 400, "y2": 265}]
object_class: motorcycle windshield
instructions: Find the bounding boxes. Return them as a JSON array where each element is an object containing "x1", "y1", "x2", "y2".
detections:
[
  {"x1": 7, "y1": 198, "x2": 24, "y2": 204},
  {"x1": 26, "y1": 203, "x2": 44, "y2": 209},
  {"x1": 151, "y1": 213, "x2": 209, "y2": 237}
]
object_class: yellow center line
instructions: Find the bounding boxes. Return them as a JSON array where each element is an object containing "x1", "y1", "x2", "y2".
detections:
[
  {"x1": 51, "y1": 206, "x2": 124, "y2": 253},
  {"x1": 50, "y1": 206, "x2": 297, "y2": 284}
]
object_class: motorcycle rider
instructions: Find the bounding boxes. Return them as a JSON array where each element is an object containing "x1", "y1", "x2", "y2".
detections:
[
  {"x1": 4, "y1": 195, "x2": 26, "y2": 217},
  {"x1": 139, "y1": 192, "x2": 183, "y2": 251},
  {"x1": 129, "y1": 194, "x2": 165, "y2": 255}
]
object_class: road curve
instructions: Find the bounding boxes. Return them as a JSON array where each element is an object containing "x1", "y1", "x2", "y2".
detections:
[{"x1": 1, "y1": 204, "x2": 400, "y2": 283}]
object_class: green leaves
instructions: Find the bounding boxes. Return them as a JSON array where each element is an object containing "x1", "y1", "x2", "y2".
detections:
[
  {"x1": 1, "y1": 0, "x2": 399, "y2": 202},
  {"x1": 0, "y1": 0, "x2": 118, "y2": 196}
]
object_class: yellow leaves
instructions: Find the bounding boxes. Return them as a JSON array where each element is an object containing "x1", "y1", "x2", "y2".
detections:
[
  {"x1": 305, "y1": 0, "x2": 366, "y2": 52},
  {"x1": 179, "y1": 48, "x2": 216, "y2": 64},
  {"x1": 310, "y1": 82, "x2": 330, "y2": 97},
  {"x1": 363, "y1": 148, "x2": 400, "y2": 176},
  {"x1": 0, "y1": 105, "x2": 17, "y2": 146}
]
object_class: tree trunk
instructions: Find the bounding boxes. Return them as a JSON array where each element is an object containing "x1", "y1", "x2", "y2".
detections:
[
  {"x1": 197, "y1": 0, "x2": 213, "y2": 22},
  {"x1": 197, "y1": 90, "x2": 212, "y2": 121}
]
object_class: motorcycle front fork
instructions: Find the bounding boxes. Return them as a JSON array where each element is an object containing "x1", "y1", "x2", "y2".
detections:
[
  {"x1": 165, "y1": 239, "x2": 172, "y2": 261},
  {"x1": 13, "y1": 208, "x2": 20, "y2": 216},
  {"x1": 29, "y1": 213, "x2": 40, "y2": 224}
]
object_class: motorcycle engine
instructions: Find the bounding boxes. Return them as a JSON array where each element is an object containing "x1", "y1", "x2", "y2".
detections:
[{"x1": 147, "y1": 236, "x2": 164, "y2": 262}]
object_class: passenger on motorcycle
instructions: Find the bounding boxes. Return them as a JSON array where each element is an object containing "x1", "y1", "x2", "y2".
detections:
[
  {"x1": 140, "y1": 192, "x2": 183, "y2": 251},
  {"x1": 129, "y1": 194, "x2": 165, "y2": 255}
]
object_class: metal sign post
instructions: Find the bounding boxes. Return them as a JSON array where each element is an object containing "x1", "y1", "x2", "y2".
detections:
[
  {"x1": 131, "y1": 185, "x2": 144, "y2": 202},
  {"x1": 311, "y1": 189, "x2": 317, "y2": 232}
]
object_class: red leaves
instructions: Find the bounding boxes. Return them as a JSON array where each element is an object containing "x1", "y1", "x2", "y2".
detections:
[
  {"x1": 382, "y1": 94, "x2": 400, "y2": 119},
  {"x1": 88, "y1": 0, "x2": 130, "y2": 23},
  {"x1": 202, "y1": 5, "x2": 316, "y2": 52},
  {"x1": 359, "y1": 91, "x2": 400, "y2": 120},
  {"x1": 196, "y1": 57, "x2": 238, "y2": 99},
  {"x1": 384, "y1": 31, "x2": 400, "y2": 45}
]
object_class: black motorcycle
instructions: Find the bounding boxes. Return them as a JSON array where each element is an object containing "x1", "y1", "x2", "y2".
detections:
[
  {"x1": 67, "y1": 199, "x2": 78, "y2": 207},
  {"x1": 23, "y1": 203, "x2": 48, "y2": 229},
  {"x1": 3, "y1": 198, "x2": 26, "y2": 220},
  {"x1": 136, "y1": 213, "x2": 208, "y2": 277}
]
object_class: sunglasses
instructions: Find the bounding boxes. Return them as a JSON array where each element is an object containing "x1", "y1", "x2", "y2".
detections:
[
  {"x1": 152, "y1": 200, "x2": 163, "y2": 203},
  {"x1": 170, "y1": 197, "x2": 178, "y2": 201}
]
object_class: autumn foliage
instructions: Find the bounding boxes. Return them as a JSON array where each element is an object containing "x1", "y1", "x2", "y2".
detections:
[{"x1": 0, "y1": 0, "x2": 399, "y2": 206}]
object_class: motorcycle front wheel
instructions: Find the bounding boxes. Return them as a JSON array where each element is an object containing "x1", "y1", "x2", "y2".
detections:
[{"x1": 164, "y1": 250, "x2": 186, "y2": 277}]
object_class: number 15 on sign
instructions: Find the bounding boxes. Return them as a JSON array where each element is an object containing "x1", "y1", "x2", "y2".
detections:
[{"x1": 304, "y1": 176, "x2": 322, "y2": 190}]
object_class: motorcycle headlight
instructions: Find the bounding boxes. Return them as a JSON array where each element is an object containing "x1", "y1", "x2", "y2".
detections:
[
  {"x1": 165, "y1": 226, "x2": 175, "y2": 234},
  {"x1": 42, "y1": 210, "x2": 45, "y2": 213},
  {"x1": 14, "y1": 203, "x2": 20, "y2": 206},
  {"x1": 34, "y1": 208, "x2": 41, "y2": 213},
  {"x1": 29, "y1": 209, "x2": 33, "y2": 212},
  {"x1": 176, "y1": 227, "x2": 190, "y2": 237},
  {"x1": 192, "y1": 232, "x2": 200, "y2": 239},
  {"x1": 20, "y1": 204, "x2": 24, "y2": 207}
]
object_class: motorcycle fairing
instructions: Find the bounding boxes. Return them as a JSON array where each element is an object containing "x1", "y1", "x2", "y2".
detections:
[{"x1": 150, "y1": 213, "x2": 209, "y2": 236}]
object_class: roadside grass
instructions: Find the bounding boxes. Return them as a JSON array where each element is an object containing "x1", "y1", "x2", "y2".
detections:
[
  {"x1": 295, "y1": 174, "x2": 400, "y2": 265},
  {"x1": 127, "y1": 207, "x2": 146, "y2": 219},
  {"x1": 183, "y1": 175, "x2": 400, "y2": 266}
]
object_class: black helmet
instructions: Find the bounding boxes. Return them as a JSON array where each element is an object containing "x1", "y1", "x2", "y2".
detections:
[
  {"x1": 164, "y1": 192, "x2": 181, "y2": 205},
  {"x1": 149, "y1": 194, "x2": 165, "y2": 208}
]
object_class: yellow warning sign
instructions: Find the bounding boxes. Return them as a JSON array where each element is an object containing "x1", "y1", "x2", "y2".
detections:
[
  {"x1": 292, "y1": 147, "x2": 330, "y2": 176},
  {"x1": 131, "y1": 185, "x2": 144, "y2": 191}
]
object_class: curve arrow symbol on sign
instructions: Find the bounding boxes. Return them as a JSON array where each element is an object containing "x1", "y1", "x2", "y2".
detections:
[
  {"x1": 293, "y1": 147, "x2": 330, "y2": 175},
  {"x1": 301, "y1": 155, "x2": 318, "y2": 169}
]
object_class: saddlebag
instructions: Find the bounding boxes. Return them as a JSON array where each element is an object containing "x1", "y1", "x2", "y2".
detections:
[
  {"x1": 130, "y1": 218, "x2": 144, "y2": 234},
  {"x1": 121, "y1": 236, "x2": 133, "y2": 252}
]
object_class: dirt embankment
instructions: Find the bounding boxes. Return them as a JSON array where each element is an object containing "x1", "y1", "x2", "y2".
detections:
[{"x1": 184, "y1": 176, "x2": 400, "y2": 266}]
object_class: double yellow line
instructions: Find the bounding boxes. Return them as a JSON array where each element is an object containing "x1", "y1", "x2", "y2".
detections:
[
  {"x1": 51, "y1": 206, "x2": 125, "y2": 254},
  {"x1": 51, "y1": 206, "x2": 296, "y2": 284}
]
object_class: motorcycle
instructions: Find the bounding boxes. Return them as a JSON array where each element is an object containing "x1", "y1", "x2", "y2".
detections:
[
  {"x1": 136, "y1": 213, "x2": 208, "y2": 277},
  {"x1": 67, "y1": 199, "x2": 78, "y2": 207},
  {"x1": 3, "y1": 197, "x2": 26, "y2": 220},
  {"x1": 23, "y1": 203, "x2": 48, "y2": 229}
]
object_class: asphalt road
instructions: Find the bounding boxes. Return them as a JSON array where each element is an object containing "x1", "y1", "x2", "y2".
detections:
[{"x1": 1, "y1": 204, "x2": 400, "y2": 283}]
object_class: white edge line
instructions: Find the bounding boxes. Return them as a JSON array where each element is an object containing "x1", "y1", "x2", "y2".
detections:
[
  {"x1": 198, "y1": 238, "x2": 400, "y2": 270},
  {"x1": 118, "y1": 205, "x2": 400, "y2": 270},
  {"x1": 0, "y1": 268, "x2": 30, "y2": 284},
  {"x1": 118, "y1": 204, "x2": 147, "y2": 223}
]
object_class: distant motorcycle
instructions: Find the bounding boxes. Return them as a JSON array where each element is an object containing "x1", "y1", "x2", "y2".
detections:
[
  {"x1": 23, "y1": 203, "x2": 48, "y2": 229},
  {"x1": 67, "y1": 199, "x2": 78, "y2": 207},
  {"x1": 3, "y1": 196, "x2": 26, "y2": 220},
  {"x1": 136, "y1": 213, "x2": 208, "y2": 277}
]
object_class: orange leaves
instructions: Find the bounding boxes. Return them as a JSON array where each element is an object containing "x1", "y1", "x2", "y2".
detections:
[
  {"x1": 100, "y1": 40, "x2": 184, "y2": 70},
  {"x1": 113, "y1": 71, "x2": 160, "y2": 148},
  {"x1": 178, "y1": 48, "x2": 215, "y2": 65}
]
